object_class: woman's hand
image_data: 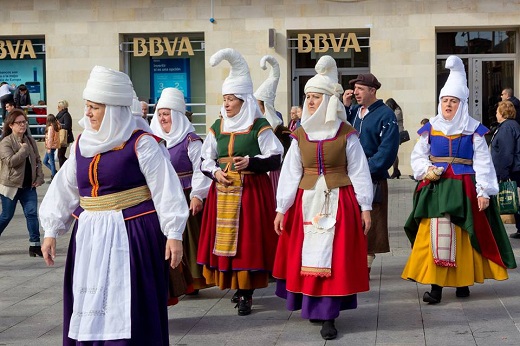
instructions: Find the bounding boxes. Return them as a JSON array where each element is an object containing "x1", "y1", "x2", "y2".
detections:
[
  {"x1": 165, "y1": 239, "x2": 183, "y2": 268},
  {"x1": 477, "y1": 196, "x2": 489, "y2": 212},
  {"x1": 361, "y1": 210, "x2": 371, "y2": 235},
  {"x1": 42, "y1": 237, "x2": 56, "y2": 266},
  {"x1": 214, "y1": 170, "x2": 231, "y2": 186},
  {"x1": 233, "y1": 156, "x2": 249, "y2": 171},
  {"x1": 189, "y1": 197, "x2": 203, "y2": 216},
  {"x1": 274, "y1": 212, "x2": 285, "y2": 235}
]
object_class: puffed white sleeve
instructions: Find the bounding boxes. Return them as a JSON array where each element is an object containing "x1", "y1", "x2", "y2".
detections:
[
  {"x1": 187, "y1": 139, "x2": 212, "y2": 201},
  {"x1": 346, "y1": 134, "x2": 373, "y2": 211},
  {"x1": 136, "y1": 135, "x2": 189, "y2": 240},
  {"x1": 257, "y1": 128, "x2": 284, "y2": 158},
  {"x1": 411, "y1": 132, "x2": 432, "y2": 180},
  {"x1": 276, "y1": 140, "x2": 303, "y2": 214},
  {"x1": 473, "y1": 134, "x2": 499, "y2": 197},
  {"x1": 200, "y1": 131, "x2": 220, "y2": 177},
  {"x1": 39, "y1": 142, "x2": 80, "y2": 238}
]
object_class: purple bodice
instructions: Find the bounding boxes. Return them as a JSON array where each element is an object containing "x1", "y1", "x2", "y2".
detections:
[
  {"x1": 168, "y1": 132, "x2": 201, "y2": 190},
  {"x1": 72, "y1": 130, "x2": 157, "y2": 219}
]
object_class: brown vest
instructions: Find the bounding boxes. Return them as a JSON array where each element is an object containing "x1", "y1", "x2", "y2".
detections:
[{"x1": 293, "y1": 122, "x2": 356, "y2": 190}]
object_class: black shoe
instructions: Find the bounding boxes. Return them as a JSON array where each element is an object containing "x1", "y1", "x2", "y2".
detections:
[
  {"x1": 423, "y1": 285, "x2": 442, "y2": 304},
  {"x1": 456, "y1": 286, "x2": 470, "y2": 298},
  {"x1": 230, "y1": 290, "x2": 239, "y2": 303},
  {"x1": 29, "y1": 246, "x2": 43, "y2": 257},
  {"x1": 309, "y1": 319, "x2": 322, "y2": 324},
  {"x1": 510, "y1": 232, "x2": 520, "y2": 239},
  {"x1": 320, "y1": 319, "x2": 337, "y2": 340},
  {"x1": 390, "y1": 171, "x2": 401, "y2": 179},
  {"x1": 235, "y1": 295, "x2": 252, "y2": 316}
]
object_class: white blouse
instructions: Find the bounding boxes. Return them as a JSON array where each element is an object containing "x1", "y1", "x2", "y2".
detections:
[
  {"x1": 411, "y1": 131, "x2": 499, "y2": 198},
  {"x1": 200, "y1": 129, "x2": 284, "y2": 176},
  {"x1": 39, "y1": 135, "x2": 189, "y2": 240},
  {"x1": 187, "y1": 139, "x2": 212, "y2": 201},
  {"x1": 276, "y1": 134, "x2": 373, "y2": 214}
]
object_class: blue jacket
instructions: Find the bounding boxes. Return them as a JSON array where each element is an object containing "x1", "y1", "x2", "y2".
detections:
[
  {"x1": 490, "y1": 119, "x2": 520, "y2": 181},
  {"x1": 346, "y1": 99, "x2": 399, "y2": 180}
]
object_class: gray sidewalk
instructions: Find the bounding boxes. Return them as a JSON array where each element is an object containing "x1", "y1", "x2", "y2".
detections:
[{"x1": 1, "y1": 178, "x2": 520, "y2": 345}]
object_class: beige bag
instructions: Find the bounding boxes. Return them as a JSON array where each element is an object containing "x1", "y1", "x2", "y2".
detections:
[{"x1": 59, "y1": 128, "x2": 68, "y2": 147}]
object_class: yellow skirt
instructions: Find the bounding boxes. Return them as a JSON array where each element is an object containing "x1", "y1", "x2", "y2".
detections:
[
  {"x1": 202, "y1": 266, "x2": 269, "y2": 290},
  {"x1": 401, "y1": 218, "x2": 508, "y2": 287}
]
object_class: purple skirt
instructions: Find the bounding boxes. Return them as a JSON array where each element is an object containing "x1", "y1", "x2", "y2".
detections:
[
  {"x1": 275, "y1": 279, "x2": 357, "y2": 320},
  {"x1": 63, "y1": 212, "x2": 169, "y2": 345}
]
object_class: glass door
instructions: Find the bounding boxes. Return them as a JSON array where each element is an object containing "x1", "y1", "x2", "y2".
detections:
[{"x1": 470, "y1": 58, "x2": 515, "y2": 129}]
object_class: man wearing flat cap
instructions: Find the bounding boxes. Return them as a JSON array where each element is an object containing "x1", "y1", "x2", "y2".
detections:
[{"x1": 343, "y1": 73, "x2": 399, "y2": 276}]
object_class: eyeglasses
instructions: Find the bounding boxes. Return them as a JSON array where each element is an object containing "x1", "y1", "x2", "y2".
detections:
[{"x1": 13, "y1": 120, "x2": 28, "y2": 126}]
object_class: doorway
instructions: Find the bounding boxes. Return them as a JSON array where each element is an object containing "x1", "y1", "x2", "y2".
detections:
[{"x1": 436, "y1": 57, "x2": 516, "y2": 131}]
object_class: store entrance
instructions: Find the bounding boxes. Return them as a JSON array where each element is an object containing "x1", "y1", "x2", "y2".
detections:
[{"x1": 471, "y1": 58, "x2": 515, "y2": 129}]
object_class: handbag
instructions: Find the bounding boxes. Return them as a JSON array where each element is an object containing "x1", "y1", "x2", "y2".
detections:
[
  {"x1": 399, "y1": 130, "x2": 410, "y2": 144},
  {"x1": 497, "y1": 180, "x2": 519, "y2": 215},
  {"x1": 59, "y1": 128, "x2": 68, "y2": 147}
]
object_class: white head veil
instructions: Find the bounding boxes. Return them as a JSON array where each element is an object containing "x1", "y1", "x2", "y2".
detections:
[
  {"x1": 254, "y1": 55, "x2": 282, "y2": 129},
  {"x1": 429, "y1": 55, "x2": 479, "y2": 135},
  {"x1": 210, "y1": 48, "x2": 262, "y2": 132},
  {"x1": 79, "y1": 66, "x2": 137, "y2": 157},
  {"x1": 150, "y1": 87, "x2": 195, "y2": 148},
  {"x1": 300, "y1": 55, "x2": 346, "y2": 140},
  {"x1": 131, "y1": 90, "x2": 153, "y2": 133}
]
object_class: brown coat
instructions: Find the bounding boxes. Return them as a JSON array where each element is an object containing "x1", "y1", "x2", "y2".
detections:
[{"x1": 0, "y1": 133, "x2": 44, "y2": 188}]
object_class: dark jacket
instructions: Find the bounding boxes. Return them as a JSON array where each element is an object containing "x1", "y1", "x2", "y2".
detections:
[
  {"x1": 13, "y1": 89, "x2": 32, "y2": 109},
  {"x1": 509, "y1": 96, "x2": 520, "y2": 126},
  {"x1": 56, "y1": 108, "x2": 74, "y2": 144},
  {"x1": 346, "y1": 99, "x2": 400, "y2": 180},
  {"x1": 490, "y1": 119, "x2": 520, "y2": 181}
]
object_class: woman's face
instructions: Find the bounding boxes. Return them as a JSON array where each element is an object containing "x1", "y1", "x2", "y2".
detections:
[
  {"x1": 223, "y1": 94, "x2": 243, "y2": 118},
  {"x1": 158, "y1": 108, "x2": 172, "y2": 133},
  {"x1": 10, "y1": 115, "x2": 27, "y2": 137},
  {"x1": 85, "y1": 101, "x2": 106, "y2": 131},
  {"x1": 58, "y1": 104, "x2": 64, "y2": 111},
  {"x1": 305, "y1": 93, "x2": 323, "y2": 116},
  {"x1": 440, "y1": 96, "x2": 460, "y2": 121},
  {"x1": 296, "y1": 107, "x2": 302, "y2": 119}
]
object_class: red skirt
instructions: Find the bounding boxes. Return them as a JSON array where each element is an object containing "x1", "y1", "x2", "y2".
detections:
[
  {"x1": 273, "y1": 185, "x2": 369, "y2": 297},
  {"x1": 197, "y1": 173, "x2": 278, "y2": 271}
]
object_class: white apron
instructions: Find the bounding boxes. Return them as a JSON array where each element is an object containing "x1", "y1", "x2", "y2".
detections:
[{"x1": 68, "y1": 210, "x2": 131, "y2": 341}]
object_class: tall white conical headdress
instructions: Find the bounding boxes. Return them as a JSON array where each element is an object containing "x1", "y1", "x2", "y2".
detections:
[
  {"x1": 254, "y1": 55, "x2": 282, "y2": 128},
  {"x1": 210, "y1": 48, "x2": 253, "y2": 95}
]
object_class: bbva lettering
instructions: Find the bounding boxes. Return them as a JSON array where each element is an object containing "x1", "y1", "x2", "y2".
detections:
[
  {"x1": 297, "y1": 33, "x2": 361, "y2": 53},
  {"x1": 133, "y1": 37, "x2": 194, "y2": 57},
  {"x1": 0, "y1": 40, "x2": 37, "y2": 59}
]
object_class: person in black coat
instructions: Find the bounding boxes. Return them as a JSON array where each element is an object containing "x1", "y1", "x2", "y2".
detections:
[
  {"x1": 490, "y1": 100, "x2": 520, "y2": 239},
  {"x1": 55, "y1": 100, "x2": 74, "y2": 167}
]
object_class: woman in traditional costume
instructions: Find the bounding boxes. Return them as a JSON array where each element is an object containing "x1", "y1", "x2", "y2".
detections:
[
  {"x1": 401, "y1": 55, "x2": 516, "y2": 304},
  {"x1": 273, "y1": 55, "x2": 373, "y2": 340},
  {"x1": 253, "y1": 55, "x2": 291, "y2": 195},
  {"x1": 197, "y1": 48, "x2": 283, "y2": 316},
  {"x1": 150, "y1": 87, "x2": 212, "y2": 302},
  {"x1": 40, "y1": 66, "x2": 189, "y2": 345}
]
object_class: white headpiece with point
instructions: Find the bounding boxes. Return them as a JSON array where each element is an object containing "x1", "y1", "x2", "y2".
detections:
[
  {"x1": 210, "y1": 48, "x2": 262, "y2": 132},
  {"x1": 254, "y1": 55, "x2": 282, "y2": 128}
]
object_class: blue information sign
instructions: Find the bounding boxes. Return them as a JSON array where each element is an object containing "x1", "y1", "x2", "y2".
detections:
[{"x1": 150, "y1": 58, "x2": 190, "y2": 104}]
